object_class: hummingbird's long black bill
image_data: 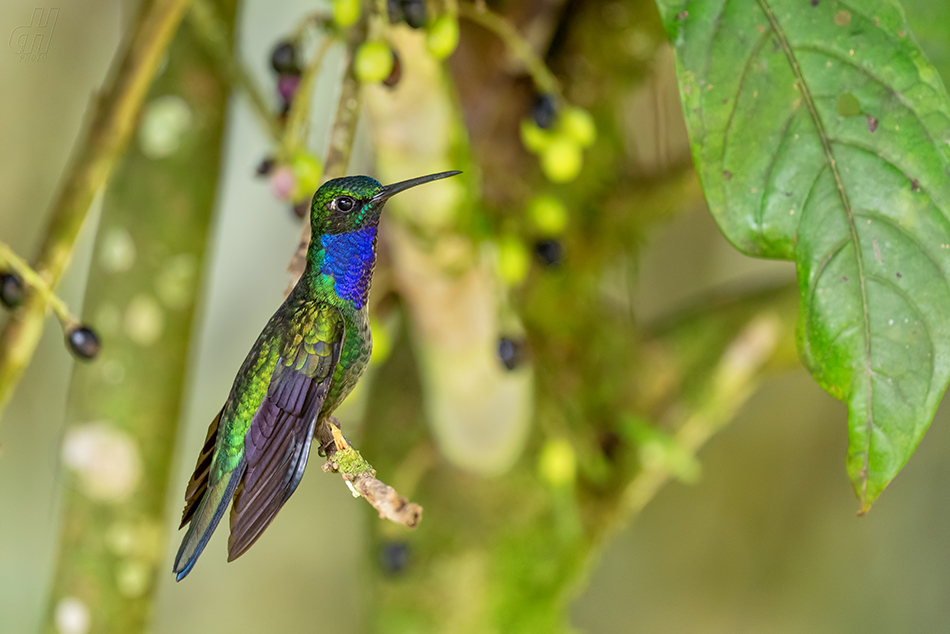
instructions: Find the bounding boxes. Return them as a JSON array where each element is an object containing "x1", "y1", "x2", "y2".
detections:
[{"x1": 373, "y1": 170, "x2": 462, "y2": 202}]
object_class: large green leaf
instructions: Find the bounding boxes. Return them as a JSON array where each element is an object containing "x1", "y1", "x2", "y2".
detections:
[{"x1": 657, "y1": 0, "x2": 950, "y2": 510}]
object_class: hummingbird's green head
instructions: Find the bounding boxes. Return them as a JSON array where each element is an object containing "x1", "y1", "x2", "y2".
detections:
[{"x1": 310, "y1": 171, "x2": 462, "y2": 234}]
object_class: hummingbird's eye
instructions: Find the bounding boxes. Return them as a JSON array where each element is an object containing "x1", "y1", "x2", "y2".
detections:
[{"x1": 336, "y1": 196, "x2": 356, "y2": 212}]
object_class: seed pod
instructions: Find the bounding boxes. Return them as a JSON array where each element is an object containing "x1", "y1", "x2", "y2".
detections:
[{"x1": 67, "y1": 325, "x2": 101, "y2": 361}]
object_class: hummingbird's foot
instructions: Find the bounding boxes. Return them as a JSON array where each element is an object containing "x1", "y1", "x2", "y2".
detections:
[{"x1": 316, "y1": 417, "x2": 343, "y2": 457}]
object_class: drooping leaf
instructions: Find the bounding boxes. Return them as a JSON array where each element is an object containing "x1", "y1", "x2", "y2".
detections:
[{"x1": 657, "y1": 0, "x2": 950, "y2": 510}]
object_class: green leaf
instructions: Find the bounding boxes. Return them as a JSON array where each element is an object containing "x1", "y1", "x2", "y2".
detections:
[{"x1": 657, "y1": 0, "x2": 950, "y2": 511}]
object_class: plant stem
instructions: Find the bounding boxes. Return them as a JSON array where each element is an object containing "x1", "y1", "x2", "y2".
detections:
[
  {"x1": 0, "y1": 0, "x2": 191, "y2": 422},
  {"x1": 187, "y1": 0, "x2": 283, "y2": 142},
  {"x1": 624, "y1": 313, "x2": 782, "y2": 518},
  {"x1": 458, "y1": 2, "x2": 562, "y2": 97},
  {"x1": 0, "y1": 242, "x2": 77, "y2": 328},
  {"x1": 281, "y1": 36, "x2": 336, "y2": 159},
  {"x1": 40, "y1": 1, "x2": 235, "y2": 629},
  {"x1": 286, "y1": 20, "x2": 367, "y2": 291}
]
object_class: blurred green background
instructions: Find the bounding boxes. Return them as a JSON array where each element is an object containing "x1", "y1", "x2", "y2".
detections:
[{"x1": 2, "y1": 0, "x2": 950, "y2": 632}]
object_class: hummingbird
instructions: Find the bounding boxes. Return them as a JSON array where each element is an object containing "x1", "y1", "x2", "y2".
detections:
[{"x1": 173, "y1": 170, "x2": 461, "y2": 581}]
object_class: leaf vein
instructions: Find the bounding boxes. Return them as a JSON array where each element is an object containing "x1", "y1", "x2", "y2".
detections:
[{"x1": 756, "y1": 0, "x2": 874, "y2": 504}]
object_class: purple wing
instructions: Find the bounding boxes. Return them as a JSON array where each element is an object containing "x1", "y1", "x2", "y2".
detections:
[{"x1": 227, "y1": 308, "x2": 344, "y2": 560}]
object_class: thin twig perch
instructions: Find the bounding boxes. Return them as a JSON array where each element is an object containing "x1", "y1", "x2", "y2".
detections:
[{"x1": 322, "y1": 422, "x2": 423, "y2": 528}]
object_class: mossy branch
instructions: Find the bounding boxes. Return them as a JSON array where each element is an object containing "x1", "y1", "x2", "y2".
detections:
[
  {"x1": 0, "y1": 0, "x2": 191, "y2": 422},
  {"x1": 322, "y1": 421, "x2": 423, "y2": 528}
]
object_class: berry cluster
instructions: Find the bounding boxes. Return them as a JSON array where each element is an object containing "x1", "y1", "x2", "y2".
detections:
[
  {"x1": 256, "y1": 39, "x2": 325, "y2": 217},
  {"x1": 0, "y1": 270, "x2": 100, "y2": 361},
  {"x1": 520, "y1": 95, "x2": 596, "y2": 183}
]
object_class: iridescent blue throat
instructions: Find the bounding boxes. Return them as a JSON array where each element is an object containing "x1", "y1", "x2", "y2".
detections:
[{"x1": 318, "y1": 226, "x2": 378, "y2": 309}]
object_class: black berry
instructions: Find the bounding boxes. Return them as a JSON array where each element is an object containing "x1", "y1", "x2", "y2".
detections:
[
  {"x1": 270, "y1": 40, "x2": 300, "y2": 75},
  {"x1": 532, "y1": 94, "x2": 558, "y2": 129},
  {"x1": 0, "y1": 273, "x2": 24, "y2": 309},
  {"x1": 534, "y1": 239, "x2": 563, "y2": 267},
  {"x1": 401, "y1": 0, "x2": 427, "y2": 29},
  {"x1": 387, "y1": 0, "x2": 404, "y2": 23},
  {"x1": 256, "y1": 157, "x2": 275, "y2": 177},
  {"x1": 498, "y1": 336, "x2": 526, "y2": 370},
  {"x1": 379, "y1": 541, "x2": 410, "y2": 575},
  {"x1": 67, "y1": 325, "x2": 101, "y2": 361}
]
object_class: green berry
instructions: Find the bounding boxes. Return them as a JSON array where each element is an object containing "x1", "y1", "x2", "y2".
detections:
[
  {"x1": 496, "y1": 235, "x2": 530, "y2": 286},
  {"x1": 519, "y1": 119, "x2": 554, "y2": 155},
  {"x1": 528, "y1": 195, "x2": 568, "y2": 236},
  {"x1": 369, "y1": 317, "x2": 393, "y2": 366},
  {"x1": 540, "y1": 138, "x2": 582, "y2": 183},
  {"x1": 559, "y1": 107, "x2": 596, "y2": 148},
  {"x1": 538, "y1": 438, "x2": 577, "y2": 488},
  {"x1": 355, "y1": 41, "x2": 395, "y2": 84},
  {"x1": 426, "y1": 15, "x2": 459, "y2": 60},
  {"x1": 292, "y1": 153, "x2": 323, "y2": 201},
  {"x1": 333, "y1": 0, "x2": 361, "y2": 28}
]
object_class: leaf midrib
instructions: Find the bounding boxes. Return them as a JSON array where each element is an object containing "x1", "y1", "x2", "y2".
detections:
[{"x1": 754, "y1": 0, "x2": 875, "y2": 504}]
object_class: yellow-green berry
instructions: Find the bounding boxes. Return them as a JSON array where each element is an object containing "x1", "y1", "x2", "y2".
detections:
[
  {"x1": 528, "y1": 195, "x2": 568, "y2": 236},
  {"x1": 520, "y1": 119, "x2": 555, "y2": 155},
  {"x1": 426, "y1": 15, "x2": 459, "y2": 60},
  {"x1": 369, "y1": 317, "x2": 393, "y2": 366},
  {"x1": 538, "y1": 438, "x2": 577, "y2": 487},
  {"x1": 292, "y1": 153, "x2": 323, "y2": 201},
  {"x1": 496, "y1": 235, "x2": 531, "y2": 286},
  {"x1": 355, "y1": 41, "x2": 395, "y2": 84},
  {"x1": 333, "y1": 0, "x2": 361, "y2": 28},
  {"x1": 540, "y1": 138, "x2": 582, "y2": 183},
  {"x1": 559, "y1": 107, "x2": 596, "y2": 147}
]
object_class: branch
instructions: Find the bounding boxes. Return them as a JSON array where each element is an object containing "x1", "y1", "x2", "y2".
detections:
[
  {"x1": 187, "y1": 0, "x2": 283, "y2": 142},
  {"x1": 0, "y1": 0, "x2": 190, "y2": 420},
  {"x1": 624, "y1": 312, "x2": 784, "y2": 523},
  {"x1": 280, "y1": 36, "x2": 335, "y2": 158},
  {"x1": 322, "y1": 421, "x2": 423, "y2": 528},
  {"x1": 458, "y1": 2, "x2": 562, "y2": 97},
  {"x1": 0, "y1": 242, "x2": 78, "y2": 328}
]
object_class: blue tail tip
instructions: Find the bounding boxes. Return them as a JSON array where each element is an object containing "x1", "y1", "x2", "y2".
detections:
[{"x1": 174, "y1": 558, "x2": 197, "y2": 582}]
